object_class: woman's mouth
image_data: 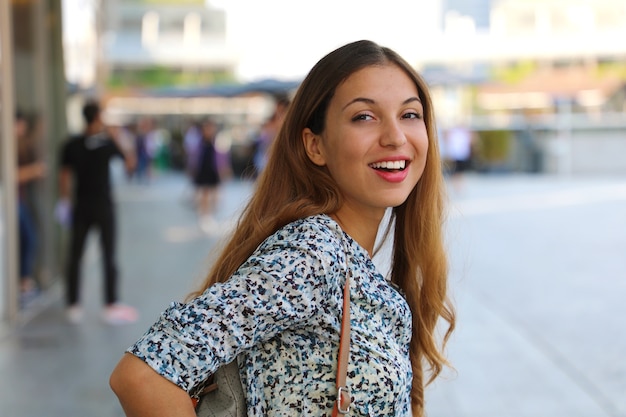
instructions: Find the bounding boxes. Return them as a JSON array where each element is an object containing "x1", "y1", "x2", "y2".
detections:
[{"x1": 369, "y1": 160, "x2": 407, "y2": 171}]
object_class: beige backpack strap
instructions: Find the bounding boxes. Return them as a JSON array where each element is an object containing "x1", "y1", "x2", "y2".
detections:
[{"x1": 332, "y1": 264, "x2": 352, "y2": 416}]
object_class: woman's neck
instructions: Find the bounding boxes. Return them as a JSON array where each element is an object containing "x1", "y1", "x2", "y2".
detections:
[{"x1": 330, "y1": 209, "x2": 383, "y2": 257}]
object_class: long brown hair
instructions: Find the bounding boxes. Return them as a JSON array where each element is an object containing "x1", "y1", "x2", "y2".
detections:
[{"x1": 191, "y1": 40, "x2": 455, "y2": 416}]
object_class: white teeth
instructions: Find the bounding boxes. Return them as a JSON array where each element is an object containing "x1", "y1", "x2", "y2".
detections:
[{"x1": 370, "y1": 160, "x2": 406, "y2": 170}]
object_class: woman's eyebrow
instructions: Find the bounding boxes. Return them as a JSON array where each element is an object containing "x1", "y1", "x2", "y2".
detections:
[
  {"x1": 404, "y1": 96, "x2": 422, "y2": 105},
  {"x1": 342, "y1": 97, "x2": 374, "y2": 111},
  {"x1": 342, "y1": 96, "x2": 423, "y2": 111}
]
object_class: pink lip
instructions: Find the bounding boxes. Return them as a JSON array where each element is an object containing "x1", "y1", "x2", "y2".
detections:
[
  {"x1": 372, "y1": 167, "x2": 410, "y2": 183},
  {"x1": 369, "y1": 156, "x2": 411, "y2": 183},
  {"x1": 372, "y1": 155, "x2": 411, "y2": 183}
]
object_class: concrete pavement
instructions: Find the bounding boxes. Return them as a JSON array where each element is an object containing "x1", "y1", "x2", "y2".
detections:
[
  {"x1": 429, "y1": 174, "x2": 626, "y2": 417},
  {"x1": 1, "y1": 170, "x2": 625, "y2": 417}
]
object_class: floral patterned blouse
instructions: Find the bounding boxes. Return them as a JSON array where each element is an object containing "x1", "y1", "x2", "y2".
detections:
[{"x1": 128, "y1": 214, "x2": 413, "y2": 416}]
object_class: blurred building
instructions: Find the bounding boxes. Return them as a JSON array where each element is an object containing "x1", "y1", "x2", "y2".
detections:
[
  {"x1": 93, "y1": 0, "x2": 274, "y2": 140},
  {"x1": 430, "y1": 0, "x2": 626, "y2": 62},
  {"x1": 425, "y1": 0, "x2": 626, "y2": 174},
  {"x1": 93, "y1": 0, "x2": 294, "y2": 175},
  {"x1": 1, "y1": 0, "x2": 67, "y2": 323},
  {"x1": 427, "y1": 0, "x2": 626, "y2": 91},
  {"x1": 99, "y1": 0, "x2": 237, "y2": 91},
  {"x1": 463, "y1": 0, "x2": 624, "y2": 113}
]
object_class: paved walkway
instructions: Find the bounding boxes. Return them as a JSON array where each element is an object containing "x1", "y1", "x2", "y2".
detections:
[{"x1": 1, "y1": 170, "x2": 625, "y2": 417}]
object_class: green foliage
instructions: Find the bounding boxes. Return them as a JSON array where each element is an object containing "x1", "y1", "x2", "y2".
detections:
[
  {"x1": 596, "y1": 62, "x2": 626, "y2": 80},
  {"x1": 106, "y1": 67, "x2": 235, "y2": 90},
  {"x1": 491, "y1": 60, "x2": 537, "y2": 84}
]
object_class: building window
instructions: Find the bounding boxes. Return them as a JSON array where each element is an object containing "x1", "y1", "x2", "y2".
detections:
[
  {"x1": 184, "y1": 13, "x2": 201, "y2": 46},
  {"x1": 142, "y1": 11, "x2": 159, "y2": 47}
]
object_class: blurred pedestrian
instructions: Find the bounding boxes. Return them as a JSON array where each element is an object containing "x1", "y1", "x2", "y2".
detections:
[
  {"x1": 58, "y1": 100, "x2": 138, "y2": 325},
  {"x1": 193, "y1": 117, "x2": 222, "y2": 233},
  {"x1": 443, "y1": 119, "x2": 474, "y2": 194},
  {"x1": 132, "y1": 116, "x2": 156, "y2": 184},
  {"x1": 110, "y1": 40, "x2": 455, "y2": 416},
  {"x1": 252, "y1": 96, "x2": 290, "y2": 176},
  {"x1": 183, "y1": 118, "x2": 202, "y2": 179},
  {"x1": 15, "y1": 110, "x2": 46, "y2": 305},
  {"x1": 180, "y1": 119, "x2": 202, "y2": 206}
]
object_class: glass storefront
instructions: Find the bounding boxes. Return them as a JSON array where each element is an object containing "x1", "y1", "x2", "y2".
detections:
[
  {"x1": 1, "y1": 0, "x2": 18, "y2": 322},
  {"x1": 1, "y1": 0, "x2": 67, "y2": 323}
]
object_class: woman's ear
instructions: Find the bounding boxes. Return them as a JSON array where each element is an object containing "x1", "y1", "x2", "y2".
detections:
[{"x1": 302, "y1": 128, "x2": 326, "y2": 166}]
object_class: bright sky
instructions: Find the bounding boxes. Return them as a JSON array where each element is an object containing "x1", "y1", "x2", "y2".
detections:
[
  {"x1": 214, "y1": 0, "x2": 442, "y2": 80},
  {"x1": 62, "y1": 0, "x2": 442, "y2": 83}
]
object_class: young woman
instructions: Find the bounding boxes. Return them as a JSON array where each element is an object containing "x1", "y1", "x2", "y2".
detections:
[{"x1": 110, "y1": 39, "x2": 455, "y2": 416}]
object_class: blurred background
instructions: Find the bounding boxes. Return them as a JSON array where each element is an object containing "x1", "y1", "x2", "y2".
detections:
[{"x1": 0, "y1": 0, "x2": 625, "y2": 416}]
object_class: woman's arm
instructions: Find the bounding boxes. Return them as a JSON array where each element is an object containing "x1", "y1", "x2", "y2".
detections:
[
  {"x1": 17, "y1": 161, "x2": 46, "y2": 184},
  {"x1": 110, "y1": 353, "x2": 196, "y2": 417}
]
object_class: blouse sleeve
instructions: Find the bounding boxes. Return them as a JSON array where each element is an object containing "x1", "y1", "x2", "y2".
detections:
[{"x1": 127, "y1": 219, "x2": 344, "y2": 393}]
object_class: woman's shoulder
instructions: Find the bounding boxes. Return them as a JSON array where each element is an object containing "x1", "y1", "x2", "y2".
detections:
[
  {"x1": 256, "y1": 214, "x2": 345, "y2": 262},
  {"x1": 276, "y1": 214, "x2": 343, "y2": 245},
  {"x1": 244, "y1": 215, "x2": 347, "y2": 290}
]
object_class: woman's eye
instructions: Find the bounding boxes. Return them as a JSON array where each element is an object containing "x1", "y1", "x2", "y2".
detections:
[
  {"x1": 352, "y1": 113, "x2": 373, "y2": 122},
  {"x1": 403, "y1": 112, "x2": 423, "y2": 120}
]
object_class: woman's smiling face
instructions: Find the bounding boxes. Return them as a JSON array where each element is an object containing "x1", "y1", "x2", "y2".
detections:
[{"x1": 303, "y1": 63, "x2": 429, "y2": 219}]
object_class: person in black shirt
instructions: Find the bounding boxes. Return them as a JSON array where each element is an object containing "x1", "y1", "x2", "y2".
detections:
[{"x1": 58, "y1": 100, "x2": 138, "y2": 325}]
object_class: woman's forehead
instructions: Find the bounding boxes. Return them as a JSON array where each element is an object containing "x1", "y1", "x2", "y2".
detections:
[{"x1": 333, "y1": 65, "x2": 420, "y2": 103}]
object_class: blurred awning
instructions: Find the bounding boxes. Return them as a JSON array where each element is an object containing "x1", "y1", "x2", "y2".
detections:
[
  {"x1": 148, "y1": 78, "x2": 302, "y2": 98},
  {"x1": 421, "y1": 66, "x2": 489, "y2": 87}
]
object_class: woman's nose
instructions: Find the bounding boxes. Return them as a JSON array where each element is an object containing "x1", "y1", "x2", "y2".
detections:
[{"x1": 380, "y1": 119, "x2": 407, "y2": 147}]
